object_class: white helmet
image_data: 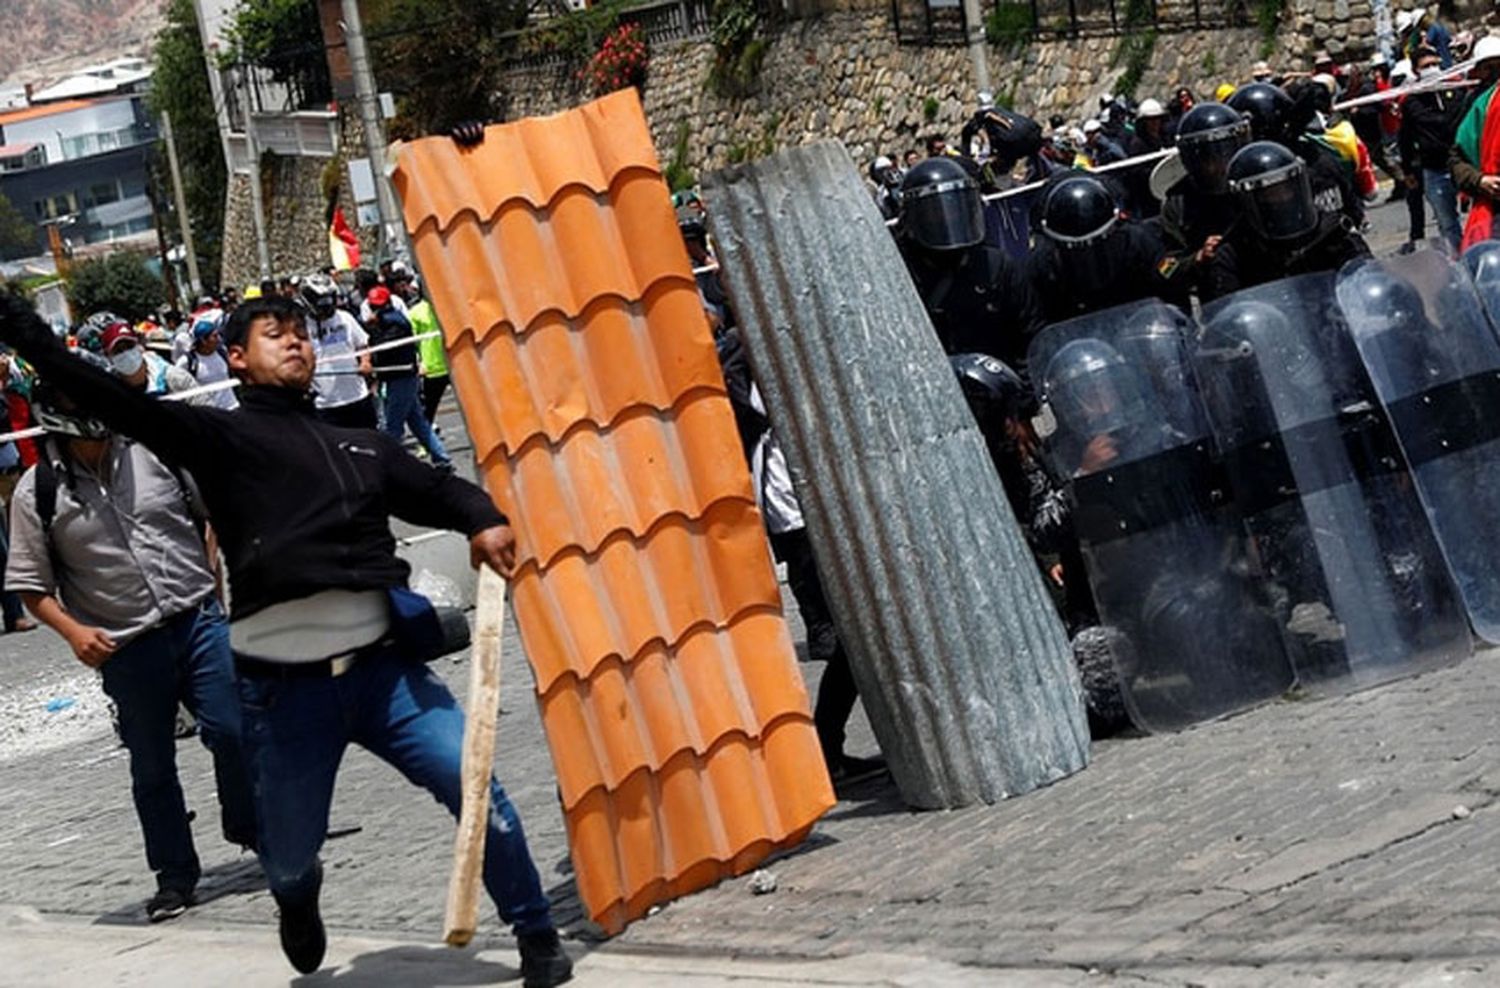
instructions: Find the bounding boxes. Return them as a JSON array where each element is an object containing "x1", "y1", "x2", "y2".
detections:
[
  {"x1": 1474, "y1": 34, "x2": 1500, "y2": 64},
  {"x1": 1391, "y1": 58, "x2": 1414, "y2": 84},
  {"x1": 1136, "y1": 98, "x2": 1167, "y2": 118}
]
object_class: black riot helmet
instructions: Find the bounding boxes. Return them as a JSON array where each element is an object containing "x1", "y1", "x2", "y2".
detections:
[
  {"x1": 1175, "y1": 102, "x2": 1251, "y2": 194},
  {"x1": 1462, "y1": 239, "x2": 1500, "y2": 309},
  {"x1": 1227, "y1": 83, "x2": 1296, "y2": 144},
  {"x1": 1227, "y1": 141, "x2": 1318, "y2": 243},
  {"x1": 1038, "y1": 174, "x2": 1119, "y2": 247},
  {"x1": 1038, "y1": 175, "x2": 1123, "y2": 296},
  {"x1": 950, "y1": 353, "x2": 1034, "y2": 423},
  {"x1": 1044, "y1": 338, "x2": 1150, "y2": 440},
  {"x1": 899, "y1": 156, "x2": 985, "y2": 251}
]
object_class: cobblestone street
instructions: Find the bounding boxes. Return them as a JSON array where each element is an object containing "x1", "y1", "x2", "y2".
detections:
[{"x1": 6, "y1": 198, "x2": 1500, "y2": 984}]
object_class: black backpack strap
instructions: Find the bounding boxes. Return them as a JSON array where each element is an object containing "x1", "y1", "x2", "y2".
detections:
[{"x1": 34, "y1": 443, "x2": 57, "y2": 536}]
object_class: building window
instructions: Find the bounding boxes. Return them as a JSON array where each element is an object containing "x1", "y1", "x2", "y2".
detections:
[
  {"x1": 36, "y1": 192, "x2": 79, "y2": 220},
  {"x1": 87, "y1": 181, "x2": 120, "y2": 207},
  {"x1": 126, "y1": 216, "x2": 153, "y2": 233}
]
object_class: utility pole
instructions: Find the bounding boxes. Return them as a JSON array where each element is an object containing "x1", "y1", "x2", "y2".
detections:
[
  {"x1": 159, "y1": 111, "x2": 201, "y2": 299},
  {"x1": 239, "y1": 65, "x2": 273, "y2": 280},
  {"x1": 962, "y1": 0, "x2": 991, "y2": 97},
  {"x1": 340, "y1": 0, "x2": 409, "y2": 264}
]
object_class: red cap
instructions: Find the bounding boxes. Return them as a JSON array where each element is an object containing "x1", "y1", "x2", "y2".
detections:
[
  {"x1": 367, "y1": 286, "x2": 392, "y2": 308},
  {"x1": 101, "y1": 323, "x2": 139, "y2": 355}
]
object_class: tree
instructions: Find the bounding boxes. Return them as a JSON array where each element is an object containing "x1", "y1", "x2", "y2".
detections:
[
  {"x1": 67, "y1": 252, "x2": 166, "y2": 321},
  {"x1": 149, "y1": 0, "x2": 227, "y2": 290},
  {"x1": 222, "y1": 0, "x2": 331, "y2": 108},
  {"x1": 368, "y1": 0, "x2": 530, "y2": 138},
  {"x1": 0, "y1": 190, "x2": 37, "y2": 260}
]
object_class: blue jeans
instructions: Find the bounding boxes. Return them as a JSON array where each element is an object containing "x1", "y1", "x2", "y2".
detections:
[
  {"x1": 1423, "y1": 167, "x2": 1462, "y2": 250},
  {"x1": 237, "y1": 648, "x2": 553, "y2": 934},
  {"x1": 382, "y1": 375, "x2": 449, "y2": 465},
  {"x1": 99, "y1": 597, "x2": 254, "y2": 893}
]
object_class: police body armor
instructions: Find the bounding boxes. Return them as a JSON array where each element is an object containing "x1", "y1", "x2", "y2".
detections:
[
  {"x1": 1336, "y1": 247, "x2": 1500, "y2": 642},
  {"x1": 1195, "y1": 273, "x2": 1470, "y2": 690},
  {"x1": 1029, "y1": 300, "x2": 1295, "y2": 731}
]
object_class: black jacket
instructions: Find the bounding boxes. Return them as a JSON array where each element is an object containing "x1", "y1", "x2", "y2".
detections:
[
  {"x1": 1400, "y1": 87, "x2": 1463, "y2": 172},
  {"x1": 0, "y1": 299, "x2": 504, "y2": 620},
  {"x1": 369, "y1": 306, "x2": 418, "y2": 377},
  {"x1": 1205, "y1": 214, "x2": 1370, "y2": 302},
  {"x1": 901, "y1": 240, "x2": 1041, "y2": 377},
  {"x1": 1027, "y1": 222, "x2": 1188, "y2": 329}
]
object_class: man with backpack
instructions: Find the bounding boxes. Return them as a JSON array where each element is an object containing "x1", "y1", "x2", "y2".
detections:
[
  {"x1": 4, "y1": 378, "x2": 254, "y2": 923},
  {"x1": 176, "y1": 310, "x2": 238, "y2": 410}
]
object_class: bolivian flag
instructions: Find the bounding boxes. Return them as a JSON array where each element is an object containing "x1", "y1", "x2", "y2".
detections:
[
  {"x1": 329, "y1": 206, "x2": 362, "y2": 271},
  {"x1": 1457, "y1": 82, "x2": 1500, "y2": 250}
]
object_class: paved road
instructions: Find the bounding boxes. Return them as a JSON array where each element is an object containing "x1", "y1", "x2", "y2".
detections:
[{"x1": 5, "y1": 206, "x2": 1497, "y2": 987}]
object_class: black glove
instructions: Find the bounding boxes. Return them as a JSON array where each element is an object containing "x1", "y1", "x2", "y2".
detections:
[
  {"x1": 449, "y1": 120, "x2": 486, "y2": 147},
  {"x1": 0, "y1": 291, "x2": 59, "y2": 356}
]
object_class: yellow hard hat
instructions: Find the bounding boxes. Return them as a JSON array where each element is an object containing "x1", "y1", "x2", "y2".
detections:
[
  {"x1": 243, "y1": 284, "x2": 263, "y2": 299},
  {"x1": 1214, "y1": 82, "x2": 1236, "y2": 102}
]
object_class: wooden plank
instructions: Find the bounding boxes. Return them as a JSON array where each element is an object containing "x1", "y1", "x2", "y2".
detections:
[{"x1": 443, "y1": 564, "x2": 507, "y2": 947}]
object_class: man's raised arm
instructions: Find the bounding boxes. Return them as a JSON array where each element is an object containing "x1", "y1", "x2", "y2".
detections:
[{"x1": 0, "y1": 293, "x2": 211, "y2": 468}]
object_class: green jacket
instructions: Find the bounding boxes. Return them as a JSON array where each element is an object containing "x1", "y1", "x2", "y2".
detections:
[{"x1": 408, "y1": 299, "x2": 448, "y2": 377}]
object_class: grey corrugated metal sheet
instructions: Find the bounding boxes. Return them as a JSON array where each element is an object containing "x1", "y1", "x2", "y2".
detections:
[{"x1": 703, "y1": 141, "x2": 1090, "y2": 809}]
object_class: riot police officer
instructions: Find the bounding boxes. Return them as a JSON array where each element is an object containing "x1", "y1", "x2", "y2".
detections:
[
  {"x1": 898, "y1": 156, "x2": 1039, "y2": 373},
  {"x1": 1206, "y1": 141, "x2": 1369, "y2": 300},
  {"x1": 1157, "y1": 102, "x2": 1251, "y2": 296},
  {"x1": 1027, "y1": 173, "x2": 1185, "y2": 328},
  {"x1": 1227, "y1": 82, "x2": 1362, "y2": 227}
]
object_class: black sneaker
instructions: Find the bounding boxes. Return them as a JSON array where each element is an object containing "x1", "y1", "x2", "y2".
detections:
[
  {"x1": 827, "y1": 753, "x2": 888, "y2": 788},
  {"x1": 274, "y1": 870, "x2": 326, "y2": 974},
  {"x1": 146, "y1": 887, "x2": 193, "y2": 923},
  {"x1": 518, "y1": 929, "x2": 574, "y2": 988}
]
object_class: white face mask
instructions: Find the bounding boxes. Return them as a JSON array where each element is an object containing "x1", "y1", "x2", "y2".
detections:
[
  {"x1": 110, "y1": 346, "x2": 145, "y2": 377},
  {"x1": 1420, "y1": 66, "x2": 1442, "y2": 81}
]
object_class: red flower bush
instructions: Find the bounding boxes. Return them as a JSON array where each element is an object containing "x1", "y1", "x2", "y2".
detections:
[{"x1": 580, "y1": 23, "x2": 649, "y2": 96}]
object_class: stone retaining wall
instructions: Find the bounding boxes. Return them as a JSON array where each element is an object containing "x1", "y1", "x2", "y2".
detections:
[{"x1": 497, "y1": 8, "x2": 1351, "y2": 178}]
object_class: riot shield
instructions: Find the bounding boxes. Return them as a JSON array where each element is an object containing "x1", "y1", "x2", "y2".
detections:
[
  {"x1": 1029, "y1": 300, "x2": 1295, "y2": 732},
  {"x1": 1195, "y1": 273, "x2": 1470, "y2": 692},
  {"x1": 1335, "y1": 247, "x2": 1500, "y2": 642}
]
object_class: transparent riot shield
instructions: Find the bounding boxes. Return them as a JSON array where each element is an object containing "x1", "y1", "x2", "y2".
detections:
[
  {"x1": 1195, "y1": 273, "x2": 1470, "y2": 692},
  {"x1": 1336, "y1": 247, "x2": 1500, "y2": 642},
  {"x1": 1029, "y1": 300, "x2": 1295, "y2": 732}
]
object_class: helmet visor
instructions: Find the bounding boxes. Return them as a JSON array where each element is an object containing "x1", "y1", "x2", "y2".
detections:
[
  {"x1": 1237, "y1": 163, "x2": 1318, "y2": 241},
  {"x1": 902, "y1": 179, "x2": 985, "y2": 250},
  {"x1": 1178, "y1": 124, "x2": 1249, "y2": 193}
]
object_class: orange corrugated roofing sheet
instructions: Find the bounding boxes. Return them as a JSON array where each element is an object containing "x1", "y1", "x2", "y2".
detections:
[{"x1": 391, "y1": 89, "x2": 835, "y2": 934}]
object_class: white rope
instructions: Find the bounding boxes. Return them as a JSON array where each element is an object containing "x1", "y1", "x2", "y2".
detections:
[{"x1": 1333, "y1": 60, "x2": 1480, "y2": 110}]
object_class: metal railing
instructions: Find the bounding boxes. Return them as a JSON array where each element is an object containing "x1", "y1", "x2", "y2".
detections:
[
  {"x1": 894, "y1": 0, "x2": 1251, "y2": 45},
  {"x1": 498, "y1": 0, "x2": 720, "y2": 72}
]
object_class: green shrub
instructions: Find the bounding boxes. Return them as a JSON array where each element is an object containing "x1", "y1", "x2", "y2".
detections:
[{"x1": 985, "y1": 3, "x2": 1035, "y2": 48}]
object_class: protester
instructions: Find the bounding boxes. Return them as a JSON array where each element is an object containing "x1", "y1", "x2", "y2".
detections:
[
  {"x1": 1449, "y1": 35, "x2": 1500, "y2": 248},
  {"x1": 175, "y1": 310, "x2": 238, "y2": 411},
  {"x1": 5, "y1": 376, "x2": 255, "y2": 922},
  {"x1": 398, "y1": 277, "x2": 451, "y2": 428},
  {"x1": 1399, "y1": 46, "x2": 1465, "y2": 248},
  {"x1": 367, "y1": 285, "x2": 450, "y2": 469},
  {"x1": 301, "y1": 273, "x2": 377, "y2": 429},
  {"x1": 102, "y1": 323, "x2": 199, "y2": 399},
  {"x1": 0, "y1": 346, "x2": 35, "y2": 634},
  {"x1": 0, "y1": 292, "x2": 574, "y2": 986}
]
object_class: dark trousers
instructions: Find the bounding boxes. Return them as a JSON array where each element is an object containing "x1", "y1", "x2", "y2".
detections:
[
  {"x1": 769, "y1": 527, "x2": 859, "y2": 759},
  {"x1": 316, "y1": 394, "x2": 378, "y2": 430},
  {"x1": 422, "y1": 374, "x2": 450, "y2": 425},
  {"x1": 100, "y1": 598, "x2": 254, "y2": 893},
  {"x1": 237, "y1": 649, "x2": 552, "y2": 934},
  {"x1": 1407, "y1": 173, "x2": 1427, "y2": 242}
]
